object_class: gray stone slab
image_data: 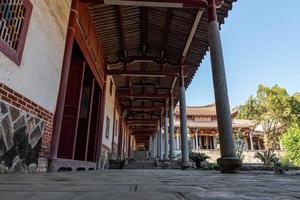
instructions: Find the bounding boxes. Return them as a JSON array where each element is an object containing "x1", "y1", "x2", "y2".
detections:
[{"x1": 0, "y1": 170, "x2": 300, "y2": 200}]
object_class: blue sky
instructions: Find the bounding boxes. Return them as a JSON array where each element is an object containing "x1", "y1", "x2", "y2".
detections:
[{"x1": 186, "y1": 0, "x2": 300, "y2": 108}]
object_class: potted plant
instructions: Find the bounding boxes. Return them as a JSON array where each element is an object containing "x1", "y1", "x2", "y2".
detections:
[
  {"x1": 189, "y1": 152, "x2": 210, "y2": 169},
  {"x1": 254, "y1": 150, "x2": 277, "y2": 167}
]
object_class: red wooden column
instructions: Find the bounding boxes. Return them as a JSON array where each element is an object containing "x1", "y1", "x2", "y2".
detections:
[
  {"x1": 207, "y1": 0, "x2": 241, "y2": 173},
  {"x1": 49, "y1": 0, "x2": 79, "y2": 168},
  {"x1": 117, "y1": 114, "x2": 124, "y2": 158},
  {"x1": 96, "y1": 79, "x2": 107, "y2": 169}
]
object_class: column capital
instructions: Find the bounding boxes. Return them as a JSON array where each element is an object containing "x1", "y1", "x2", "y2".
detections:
[
  {"x1": 207, "y1": 0, "x2": 223, "y2": 22},
  {"x1": 207, "y1": 0, "x2": 223, "y2": 8}
]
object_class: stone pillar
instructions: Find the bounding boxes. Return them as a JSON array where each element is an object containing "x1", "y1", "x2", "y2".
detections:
[
  {"x1": 179, "y1": 65, "x2": 190, "y2": 169},
  {"x1": 249, "y1": 131, "x2": 254, "y2": 150},
  {"x1": 159, "y1": 119, "x2": 164, "y2": 160},
  {"x1": 49, "y1": 0, "x2": 79, "y2": 170},
  {"x1": 176, "y1": 129, "x2": 180, "y2": 149},
  {"x1": 192, "y1": 135, "x2": 195, "y2": 150},
  {"x1": 164, "y1": 104, "x2": 169, "y2": 160},
  {"x1": 213, "y1": 136, "x2": 217, "y2": 150},
  {"x1": 195, "y1": 131, "x2": 199, "y2": 150},
  {"x1": 156, "y1": 129, "x2": 160, "y2": 159},
  {"x1": 199, "y1": 134, "x2": 202, "y2": 149},
  {"x1": 149, "y1": 135, "x2": 153, "y2": 159},
  {"x1": 169, "y1": 94, "x2": 176, "y2": 160},
  {"x1": 153, "y1": 134, "x2": 157, "y2": 158},
  {"x1": 207, "y1": 0, "x2": 241, "y2": 173}
]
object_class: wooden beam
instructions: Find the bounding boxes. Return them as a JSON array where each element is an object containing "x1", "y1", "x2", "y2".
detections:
[
  {"x1": 127, "y1": 123, "x2": 158, "y2": 126},
  {"x1": 180, "y1": 9, "x2": 204, "y2": 65},
  {"x1": 80, "y1": 0, "x2": 208, "y2": 8},
  {"x1": 131, "y1": 128, "x2": 157, "y2": 132},
  {"x1": 108, "y1": 56, "x2": 180, "y2": 67},
  {"x1": 118, "y1": 93, "x2": 169, "y2": 99},
  {"x1": 107, "y1": 69, "x2": 178, "y2": 77},
  {"x1": 131, "y1": 133, "x2": 153, "y2": 136},
  {"x1": 124, "y1": 106, "x2": 164, "y2": 111},
  {"x1": 126, "y1": 119, "x2": 159, "y2": 122}
]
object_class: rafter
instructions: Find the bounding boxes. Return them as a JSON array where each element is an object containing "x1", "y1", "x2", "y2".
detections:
[
  {"x1": 116, "y1": 6, "x2": 127, "y2": 57},
  {"x1": 160, "y1": 9, "x2": 173, "y2": 58},
  {"x1": 141, "y1": 7, "x2": 148, "y2": 55}
]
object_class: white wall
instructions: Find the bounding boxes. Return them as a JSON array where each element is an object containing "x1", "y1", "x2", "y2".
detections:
[
  {"x1": 113, "y1": 111, "x2": 120, "y2": 144},
  {"x1": 0, "y1": 0, "x2": 71, "y2": 112},
  {"x1": 101, "y1": 76, "x2": 116, "y2": 149}
]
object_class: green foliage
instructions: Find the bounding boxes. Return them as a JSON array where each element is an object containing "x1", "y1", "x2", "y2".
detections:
[
  {"x1": 254, "y1": 150, "x2": 277, "y2": 167},
  {"x1": 281, "y1": 126, "x2": 300, "y2": 167},
  {"x1": 294, "y1": 92, "x2": 300, "y2": 102},
  {"x1": 278, "y1": 156, "x2": 291, "y2": 169},
  {"x1": 237, "y1": 84, "x2": 300, "y2": 151},
  {"x1": 189, "y1": 152, "x2": 210, "y2": 169},
  {"x1": 202, "y1": 163, "x2": 219, "y2": 170}
]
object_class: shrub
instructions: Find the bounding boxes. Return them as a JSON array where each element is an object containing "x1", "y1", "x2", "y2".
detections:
[
  {"x1": 281, "y1": 127, "x2": 300, "y2": 167},
  {"x1": 189, "y1": 152, "x2": 210, "y2": 169},
  {"x1": 254, "y1": 150, "x2": 277, "y2": 167},
  {"x1": 235, "y1": 130, "x2": 245, "y2": 161},
  {"x1": 202, "y1": 163, "x2": 219, "y2": 170}
]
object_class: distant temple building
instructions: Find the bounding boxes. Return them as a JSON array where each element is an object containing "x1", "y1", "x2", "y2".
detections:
[{"x1": 172, "y1": 104, "x2": 267, "y2": 162}]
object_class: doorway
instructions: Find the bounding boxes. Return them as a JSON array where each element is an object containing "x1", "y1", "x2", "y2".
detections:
[{"x1": 57, "y1": 41, "x2": 102, "y2": 162}]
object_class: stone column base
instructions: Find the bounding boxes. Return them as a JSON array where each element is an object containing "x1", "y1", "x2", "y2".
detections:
[
  {"x1": 48, "y1": 158, "x2": 96, "y2": 172},
  {"x1": 181, "y1": 161, "x2": 190, "y2": 170},
  {"x1": 217, "y1": 157, "x2": 242, "y2": 173}
]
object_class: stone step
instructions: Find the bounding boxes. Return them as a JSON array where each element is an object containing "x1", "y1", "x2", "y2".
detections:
[{"x1": 123, "y1": 161, "x2": 156, "y2": 169}]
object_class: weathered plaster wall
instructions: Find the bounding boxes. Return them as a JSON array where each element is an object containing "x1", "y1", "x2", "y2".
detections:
[
  {"x1": 101, "y1": 76, "x2": 116, "y2": 150},
  {"x1": 0, "y1": 0, "x2": 70, "y2": 112}
]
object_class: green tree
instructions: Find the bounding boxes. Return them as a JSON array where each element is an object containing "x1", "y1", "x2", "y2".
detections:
[
  {"x1": 237, "y1": 85, "x2": 300, "y2": 152},
  {"x1": 294, "y1": 92, "x2": 300, "y2": 102},
  {"x1": 281, "y1": 126, "x2": 300, "y2": 167}
]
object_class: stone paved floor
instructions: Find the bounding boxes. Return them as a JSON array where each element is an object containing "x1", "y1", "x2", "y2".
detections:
[{"x1": 1, "y1": 170, "x2": 300, "y2": 200}]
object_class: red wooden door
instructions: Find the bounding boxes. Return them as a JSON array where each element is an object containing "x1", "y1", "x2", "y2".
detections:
[{"x1": 58, "y1": 61, "x2": 85, "y2": 159}]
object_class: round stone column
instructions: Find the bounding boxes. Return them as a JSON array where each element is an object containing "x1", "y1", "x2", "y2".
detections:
[
  {"x1": 159, "y1": 119, "x2": 164, "y2": 160},
  {"x1": 164, "y1": 104, "x2": 169, "y2": 160},
  {"x1": 207, "y1": 0, "x2": 241, "y2": 173},
  {"x1": 169, "y1": 94, "x2": 176, "y2": 160},
  {"x1": 179, "y1": 65, "x2": 190, "y2": 169}
]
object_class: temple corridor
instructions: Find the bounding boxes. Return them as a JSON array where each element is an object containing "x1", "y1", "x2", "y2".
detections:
[{"x1": 1, "y1": 170, "x2": 300, "y2": 200}]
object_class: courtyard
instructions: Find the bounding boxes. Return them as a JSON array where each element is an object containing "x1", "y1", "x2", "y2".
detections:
[{"x1": 1, "y1": 169, "x2": 300, "y2": 200}]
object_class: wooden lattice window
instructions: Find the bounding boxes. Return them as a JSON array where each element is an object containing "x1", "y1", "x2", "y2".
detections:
[{"x1": 0, "y1": 0, "x2": 32, "y2": 65}]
